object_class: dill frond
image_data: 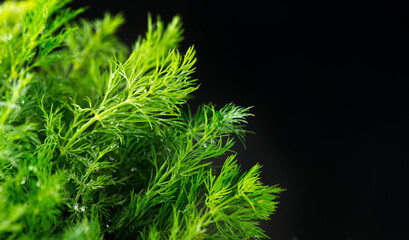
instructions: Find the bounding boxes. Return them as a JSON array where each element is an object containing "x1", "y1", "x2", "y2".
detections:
[{"x1": 0, "y1": 1, "x2": 283, "y2": 239}]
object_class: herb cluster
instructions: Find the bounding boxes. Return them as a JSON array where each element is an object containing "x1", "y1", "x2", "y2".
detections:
[{"x1": 0, "y1": 0, "x2": 283, "y2": 239}]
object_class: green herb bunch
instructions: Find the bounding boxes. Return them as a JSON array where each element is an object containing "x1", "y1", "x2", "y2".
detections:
[{"x1": 0, "y1": 0, "x2": 284, "y2": 239}]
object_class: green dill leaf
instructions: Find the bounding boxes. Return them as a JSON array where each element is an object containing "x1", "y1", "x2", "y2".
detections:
[{"x1": 0, "y1": 1, "x2": 283, "y2": 239}]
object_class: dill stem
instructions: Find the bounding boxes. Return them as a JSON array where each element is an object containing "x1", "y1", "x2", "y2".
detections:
[
  {"x1": 64, "y1": 100, "x2": 129, "y2": 150},
  {"x1": 64, "y1": 116, "x2": 97, "y2": 150}
]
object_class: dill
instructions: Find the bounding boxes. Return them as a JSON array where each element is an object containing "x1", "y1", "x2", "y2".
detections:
[{"x1": 0, "y1": 0, "x2": 284, "y2": 239}]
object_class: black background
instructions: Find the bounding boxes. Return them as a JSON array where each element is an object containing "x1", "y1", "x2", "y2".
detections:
[{"x1": 69, "y1": 1, "x2": 409, "y2": 239}]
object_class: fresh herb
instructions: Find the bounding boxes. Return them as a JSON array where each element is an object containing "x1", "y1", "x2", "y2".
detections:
[{"x1": 0, "y1": 0, "x2": 284, "y2": 239}]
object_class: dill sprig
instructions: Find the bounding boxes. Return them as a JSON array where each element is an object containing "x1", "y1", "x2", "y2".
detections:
[{"x1": 0, "y1": 0, "x2": 284, "y2": 239}]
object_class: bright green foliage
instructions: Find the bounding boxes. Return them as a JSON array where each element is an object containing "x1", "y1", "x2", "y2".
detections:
[{"x1": 0, "y1": 0, "x2": 284, "y2": 239}]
